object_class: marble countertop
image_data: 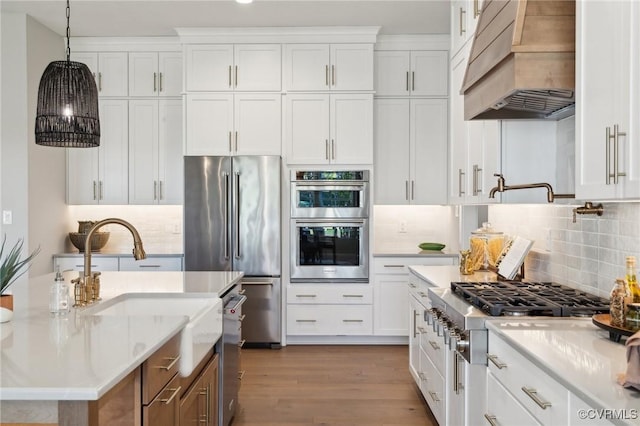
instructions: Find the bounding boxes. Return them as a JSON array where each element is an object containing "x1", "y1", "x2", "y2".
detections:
[
  {"x1": 0, "y1": 270, "x2": 243, "y2": 401},
  {"x1": 54, "y1": 252, "x2": 183, "y2": 257},
  {"x1": 487, "y1": 318, "x2": 638, "y2": 423},
  {"x1": 373, "y1": 250, "x2": 458, "y2": 258}
]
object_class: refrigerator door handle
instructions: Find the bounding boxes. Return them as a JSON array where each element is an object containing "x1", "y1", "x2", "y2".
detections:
[
  {"x1": 234, "y1": 171, "x2": 241, "y2": 259},
  {"x1": 223, "y1": 172, "x2": 230, "y2": 260},
  {"x1": 243, "y1": 278, "x2": 276, "y2": 286}
]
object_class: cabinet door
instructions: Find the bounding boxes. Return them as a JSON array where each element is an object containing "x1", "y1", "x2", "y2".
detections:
[
  {"x1": 98, "y1": 100, "x2": 129, "y2": 204},
  {"x1": 478, "y1": 121, "x2": 501, "y2": 204},
  {"x1": 71, "y1": 52, "x2": 98, "y2": 78},
  {"x1": 410, "y1": 50, "x2": 448, "y2": 97},
  {"x1": 285, "y1": 94, "x2": 330, "y2": 164},
  {"x1": 409, "y1": 295, "x2": 423, "y2": 383},
  {"x1": 185, "y1": 93, "x2": 234, "y2": 155},
  {"x1": 234, "y1": 44, "x2": 281, "y2": 91},
  {"x1": 97, "y1": 52, "x2": 128, "y2": 96},
  {"x1": 576, "y1": 0, "x2": 640, "y2": 199},
  {"x1": 178, "y1": 374, "x2": 202, "y2": 426},
  {"x1": 374, "y1": 99, "x2": 410, "y2": 204},
  {"x1": 374, "y1": 274, "x2": 409, "y2": 336},
  {"x1": 330, "y1": 94, "x2": 373, "y2": 164},
  {"x1": 199, "y1": 353, "x2": 219, "y2": 426},
  {"x1": 449, "y1": 51, "x2": 468, "y2": 204},
  {"x1": 67, "y1": 145, "x2": 100, "y2": 204},
  {"x1": 159, "y1": 51, "x2": 183, "y2": 96},
  {"x1": 486, "y1": 372, "x2": 541, "y2": 426},
  {"x1": 411, "y1": 98, "x2": 448, "y2": 204},
  {"x1": 144, "y1": 374, "x2": 181, "y2": 426},
  {"x1": 185, "y1": 44, "x2": 234, "y2": 91},
  {"x1": 119, "y1": 256, "x2": 183, "y2": 271},
  {"x1": 284, "y1": 44, "x2": 330, "y2": 91},
  {"x1": 129, "y1": 99, "x2": 159, "y2": 204},
  {"x1": 374, "y1": 51, "x2": 411, "y2": 97},
  {"x1": 158, "y1": 99, "x2": 184, "y2": 204},
  {"x1": 233, "y1": 94, "x2": 282, "y2": 155},
  {"x1": 330, "y1": 44, "x2": 374, "y2": 91},
  {"x1": 129, "y1": 52, "x2": 158, "y2": 97}
]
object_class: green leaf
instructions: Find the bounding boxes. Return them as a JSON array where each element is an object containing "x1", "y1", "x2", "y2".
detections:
[{"x1": 0, "y1": 235, "x2": 40, "y2": 294}]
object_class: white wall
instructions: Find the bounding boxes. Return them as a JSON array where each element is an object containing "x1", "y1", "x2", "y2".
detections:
[{"x1": 488, "y1": 203, "x2": 640, "y2": 297}]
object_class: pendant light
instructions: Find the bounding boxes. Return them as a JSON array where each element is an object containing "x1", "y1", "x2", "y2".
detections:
[{"x1": 35, "y1": 0, "x2": 100, "y2": 147}]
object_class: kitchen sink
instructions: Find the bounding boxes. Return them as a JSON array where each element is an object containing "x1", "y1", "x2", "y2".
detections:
[{"x1": 80, "y1": 293, "x2": 223, "y2": 377}]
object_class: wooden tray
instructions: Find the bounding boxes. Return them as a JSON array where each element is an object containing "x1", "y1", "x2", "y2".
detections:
[{"x1": 592, "y1": 313, "x2": 636, "y2": 343}]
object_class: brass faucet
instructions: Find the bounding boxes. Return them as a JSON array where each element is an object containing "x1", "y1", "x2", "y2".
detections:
[
  {"x1": 572, "y1": 202, "x2": 604, "y2": 223},
  {"x1": 488, "y1": 174, "x2": 575, "y2": 203},
  {"x1": 72, "y1": 218, "x2": 146, "y2": 307}
]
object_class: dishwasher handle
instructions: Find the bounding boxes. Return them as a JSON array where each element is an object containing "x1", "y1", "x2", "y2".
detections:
[{"x1": 225, "y1": 294, "x2": 247, "y2": 314}]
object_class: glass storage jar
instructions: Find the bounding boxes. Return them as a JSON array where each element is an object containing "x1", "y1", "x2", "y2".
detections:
[
  {"x1": 626, "y1": 303, "x2": 640, "y2": 332},
  {"x1": 469, "y1": 222, "x2": 505, "y2": 271}
]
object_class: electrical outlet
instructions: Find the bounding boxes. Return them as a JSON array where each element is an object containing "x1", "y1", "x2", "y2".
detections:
[
  {"x1": 2, "y1": 210, "x2": 12, "y2": 225},
  {"x1": 398, "y1": 221, "x2": 407, "y2": 233}
]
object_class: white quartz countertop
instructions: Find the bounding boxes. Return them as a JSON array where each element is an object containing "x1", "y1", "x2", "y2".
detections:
[
  {"x1": 54, "y1": 252, "x2": 183, "y2": 257},
  {"x1": 0, "y1": 270, "x2": 243, "y2": 401},
  {"x1": 486, "y1": 318, "x2": 639, "y2": 423},
  {"x1": 373, "y1": 250, "x2": 458, "y2": 258},
  {"x1": 408, "y1": 264, "x2": 497, "y2": 287}
]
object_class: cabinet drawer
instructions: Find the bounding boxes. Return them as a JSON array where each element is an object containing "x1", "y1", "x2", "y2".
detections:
[
  {"x1": 142, "y1": 334, "x2": 181, "y2": 405},
  {"x1": 287, "y1": 284, "x2": 372, "y2": 304},
  {"x1": 419, "y1": 321, "x2": 445, "y2": 375},
  {"x1": 420, "y1": 347, "x2": 445, "y2": 426},
  {"x1": 54, "y1": 256, "x2": 119, "y2": 272},
  {"x1": 486, "y1": 372, "x2": 541, "y2": 426},
  {"x1": 373, "y1": 256, "x2": 456, "y2": 274},
  {"x1": 119, "y1": 256, "x2": 183, "y2": 271},
  {"x1": 143, "y1": 373, "x2": 181, "y2": 426},
  {"x1": 287, "y1": 304, "x2": 373, "y2": 335},
  {"x1": 487, "y1": 332, "x2": 568, "y2": 425}
]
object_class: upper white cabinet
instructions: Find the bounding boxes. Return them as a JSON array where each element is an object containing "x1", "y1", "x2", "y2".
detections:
[
  {"x1": 450, "y1": 0, "x2": 482, "y2": 58},
  {"x1": 71, "y1": 51, "x2": 128, "y2": 97},
  {"x1": 375, "y1": 98, "x2": 448, "y2": 204},
  {"x1": 284, "y1": 44, "x2": 374, "y2": 91},
  {"x1": 285, "y1": 93, "x2": 373, "y2": 164},
  {"x1": 185, "y1": 93, "x2": 281, "y2": 156},
  {"x1": 576, "y1": 0, "x2": 640, "y2": 200},
  {"x1": 374, "y1": 50, "x2": 448, "y2": 97},
  {"x1": 67, "y1": 100, "x2": 128, "y2": 204},
  {"x1": 129, "y1": 99, "x2": 183, "y2": 204},
  {"x1": 448, "y1": 41, "x2": 500, "y2": 205},
  {"x1": 185, "y1": 44, "x2": 281, "y2": 91},
  {"x1": 128, "y1": 52, "x2": 182, "y2": 97}
]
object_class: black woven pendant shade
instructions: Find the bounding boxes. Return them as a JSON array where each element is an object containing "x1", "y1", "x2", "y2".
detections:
[{"x1": 35, "y1": 60, "x2": 100, "y2": 147}]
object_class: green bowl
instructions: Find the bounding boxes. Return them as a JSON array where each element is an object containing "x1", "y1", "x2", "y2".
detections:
[{"x1": 418, "y1": 242, "x2": 445, "y2": 251}]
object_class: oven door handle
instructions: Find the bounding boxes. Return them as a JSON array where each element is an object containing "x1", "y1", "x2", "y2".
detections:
[
  {"x1": 293, "y1": 182, "x2": 366, "y2": 189},
  {"x1": 294, "y1": 219, "x2": 366, "y2": 226},
  {"x1": 224, "y1": 295, "x2": 247, "y2": 314}
]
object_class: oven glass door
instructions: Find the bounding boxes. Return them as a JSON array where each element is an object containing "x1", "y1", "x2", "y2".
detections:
[
  {"x1": 290, "y1": 219, "x2": 369, "y2": 282},
  {"x1": 291, "y1": 183, "x2": 369, "y2": 218}
]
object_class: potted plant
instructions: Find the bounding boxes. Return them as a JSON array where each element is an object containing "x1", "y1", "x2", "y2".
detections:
[{"x1": 1, "y1": 235, "x2": 40, "y2": 322}]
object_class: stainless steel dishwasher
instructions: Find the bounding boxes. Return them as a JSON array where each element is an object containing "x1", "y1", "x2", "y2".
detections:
[{"x1": 217, "y1": 284, "x2": 246, "y2": 426}]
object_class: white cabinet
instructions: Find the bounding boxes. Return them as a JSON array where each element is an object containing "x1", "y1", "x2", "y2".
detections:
[
  {"x1": 287, "y1": 284, "x2": 373, "y2": 336},
  {"x1": 448, "y1": 44, "x2": 501, "y2": 205},
  {"x1": 285, "y1": 93, "x2": 373, "y2": 164},
  {"x1": 374, "y1": 256, "x2": 456, "y2": 336},
  {"x1": 284, "y1": 43, "x2": 374, "y2": 91},
  {"x1": 374, "y1": 50, "x2": 448, "y2": 97},
  {"x1": 67, "y1": 100, "x2": 129, "y2": 204},
  {"x1": 53, "y1": 255, "x2": 119, "y2": 272},
  {"x1": 71, "y1": 51, "x2": 128, "y2": 97},
  {"x1": 486, "y1": 372, "x2": 542, "y2": 426},
  {"x1": 576, "y1": 0, "x2": 640, "y2": 200},
  {"x1": 374, "y1": 98, "x2": 448, "y2": 204},
  {"x1": 450, "y1": 0, "x2": 482, "y2": 58},
  {"x1": 129, "y1": 99, "x2": 183, "y2": 205},
  {"x1": 568, "y1": 392, "x2": 614, "y2": 426},
  {"x1": 185, "y1": 93, "x2": 281, "y2": 156},
  {"x1": 53, "y1": 255, "x2": 183, "y2": 272},
  {"x1": 119, "y1": 256, "x2": 183, "y2": 271},
  {"x1": 185, "y1": 44, "x2": 281, "y2": 91},
  {"x1": 129, "y1": 52, "x2": 182, "y2": 97}
]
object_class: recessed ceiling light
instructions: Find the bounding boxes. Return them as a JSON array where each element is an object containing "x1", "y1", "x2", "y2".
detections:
[{"x1": 236, "y1": 0, "x2": 253, "y2": 4}]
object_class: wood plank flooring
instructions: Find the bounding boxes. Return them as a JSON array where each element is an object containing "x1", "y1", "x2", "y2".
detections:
[{"x1": 233, "y1": 345, "x2": 437, "y2": 426}]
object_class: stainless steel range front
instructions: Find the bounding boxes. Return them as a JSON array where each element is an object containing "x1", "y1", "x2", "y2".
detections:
[{"x1": 290, "y1": 170, "x2": 369, "y2": 283}]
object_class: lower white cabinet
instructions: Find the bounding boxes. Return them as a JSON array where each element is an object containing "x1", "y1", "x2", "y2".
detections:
[
  {"x1": 54, "y1": 256, "x2": 119, "y2": 272},
  {"x1": 567, "y1": 392, "x2": 615, "y2": 426},
  {"x1": 53, "y1": 255, "x2": 183, "y2": 272},
  {"x1": 374, "y1": 256, "x2": 456, "y2": 336},
  {"x1": 287, "y1": 284, "x2": 372, "y2": 336},
  {"x1": 119, "y1": 256, "x2": 183, "y2": 271},
  {"x1": 486, "y1": 371, "x2": 541, "y2": 426}
]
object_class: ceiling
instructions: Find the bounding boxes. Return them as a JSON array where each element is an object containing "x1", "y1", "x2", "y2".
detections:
[{"x1": 1, "y1": 0, "x2": 450, "y2": 37}]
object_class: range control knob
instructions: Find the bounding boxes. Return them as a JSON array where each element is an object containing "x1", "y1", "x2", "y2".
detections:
[{"x1": 456, "y1": 333, "x2": 470, "y2": 353}]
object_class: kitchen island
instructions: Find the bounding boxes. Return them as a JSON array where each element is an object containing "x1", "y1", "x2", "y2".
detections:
[{"x1": 0, "y1": 270, "x2": 243, "y2": 424}]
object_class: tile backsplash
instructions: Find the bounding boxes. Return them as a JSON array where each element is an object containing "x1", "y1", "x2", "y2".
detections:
[
  {"x1": 66, "y1": 205, "x2": 183, "y2": 254},
  {"x1": 488, "y1": 203, "x2": 640, "y2": 297}
]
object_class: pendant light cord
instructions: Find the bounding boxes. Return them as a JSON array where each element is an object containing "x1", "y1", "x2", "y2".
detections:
[{"x1": 65, "y1": 0, "x2": 71, "y2": 62}]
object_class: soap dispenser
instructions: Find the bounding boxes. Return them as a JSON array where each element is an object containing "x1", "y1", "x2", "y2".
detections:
[{"x1": 50, "y1": 267, "x2": 69, "y2": 315}]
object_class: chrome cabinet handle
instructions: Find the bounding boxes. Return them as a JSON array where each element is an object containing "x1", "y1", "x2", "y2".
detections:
[
  {"x1": 405, "y1": 180, "x2": 410, "y2": 200},
  {"x1": 139, "y1": 264, "x2": 161, "y2": 268},
  {"x1": 229, "y1": 131, "x2": 233, "y2": 152},
  {"x1": 522, "y1": 386, "x2": 552, "y2": 409},
  {"x1": 418, "y1": 372, "x2": 427, "y2": 381},
  {"x1": 412, "y1": 71, "x2": 415, "y2": 92},
  {"x1": 295, "y1": 294, "x2": 317, "y2": 298},
  {"x1": 234, "y1": 172, "x2": 241, "y2": 259},
  {"x1": 429, "y1": 340, "x2": 441, "y2": 351},
  {"x1": 235, "y1": 65, "x2": 238, "y2": 88},
  {"x1": 459, "y1": 7, "x2": 466, "y2": 36},
  {"x1": 473, "y1": 164, "x2": 483, "y2": 195},
  {"x1": 159, "y1": 72, "x2": 163, "y2": 92},
  {"x1": 606, "y1": 126, "x2": 611, "y2": 184},
  {"x1": 228, "y1": 65, "x2": 232, "y2": 88},
  {"x1": 159, "y1": 386, "x2": 181, "y2": 405},
  {"x1": 484, "y1": 414, "x2": 498, "y2": 426},
  {"x1": 153, "y1": 72, "x2": 157, "y2": 92},
  {"x1": 325, "y1": 65, "x2": 329, "y2": 86},
  {"x1": 159, "y1": 181, "x2": 163, "y2": 200},
  {"x1": 239, "y1": 314, "x2": 246, "y2": 322},
  {"x1": 99, "y1": 181, "x2": 103, "y2": 200},
  {"x1": 613, "y1": 124, "x2": 626, "y2": 184},
  {"x1": 325, "y1": 139, "x2": 330, "y2": 160},
  {"x1": 93, "y1": 181, "x2": 97, "y2": 200},
  {"x1": 223, "y1": 172, "x2": 230, "y2": 260},
  {"x1": 458, "y1": 169, "x2": 465, "y2": 196},
  {"x1": 342, "y1": 294, "x2": 364, "y2": 298},
  {"x1": 406, "y1": 71, "x2": 409, "y2": 92},
  {"x1": 296, "y1": 319, "x2": 317, "y2": 323},
  {"x1": 411, "y1": 180, "x2": 415, "y2": 200},
  {"x1": 154, "y1": 181, "x2": 158, "y2": 200},
  {"x1": 385, "y1": 264, "x2": 405, "y2": 268},
  {"x1": 453, "y1": 352, "x2": 461, "y2": 394},
  {"x1": 332, "y1": 65, "x2": 336, "y2": 86},
  {"x1": 416, "y1": 326, "x2": 426, "y2": 334},
  {"x1": 487, "y1": 354, "x2": 507, "y2": 369},
  {"x1": 238, "y1": 339, "x2": 246, "y2": 348},
  {"x1": 342, "y1": 319, "x2": 363, "y2": 323},
  {"x1": 235, "y1": 131, "x2": 238, "y2": 152},
  {"x1": 413, "y1": 310, "x2": 419, "y2": 338},
  {"x1": 331, "y1": 140, "x2": 335, "y2": 160},
  {"x1": 428, "y1": 391, "x2": 440, "y2": 402},
  {"x1": 98, "y1": 72, "x2": 102, "y2": 91}
]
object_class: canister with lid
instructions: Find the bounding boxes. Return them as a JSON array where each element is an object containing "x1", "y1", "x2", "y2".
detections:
[{"x1": 469, "y1": 222, "x2": 504, "y2": 271}]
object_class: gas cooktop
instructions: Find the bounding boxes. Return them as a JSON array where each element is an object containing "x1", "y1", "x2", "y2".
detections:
[{"x1": 450, "y1": 281, "x2": 610, "y2": 317}]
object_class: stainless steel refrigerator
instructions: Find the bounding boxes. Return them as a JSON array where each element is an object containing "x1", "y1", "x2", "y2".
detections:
[{"x1": 184, "y1": 155, "x2": 281, "y2": 346}]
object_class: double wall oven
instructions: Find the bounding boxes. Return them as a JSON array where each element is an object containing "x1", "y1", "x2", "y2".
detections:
[{"x1": 290, "y1": 170, "x2": 369, "y2": 283}]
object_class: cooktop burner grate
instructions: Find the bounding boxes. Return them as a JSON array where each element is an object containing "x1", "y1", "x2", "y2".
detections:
[{"x1": 451, "y1": 281, "x2": 609, "y2": 317}]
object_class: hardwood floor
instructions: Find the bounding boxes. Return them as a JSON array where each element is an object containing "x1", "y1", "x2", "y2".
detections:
[{"x1": 233, "y1": 345, "x2": 437, "y2": 426}]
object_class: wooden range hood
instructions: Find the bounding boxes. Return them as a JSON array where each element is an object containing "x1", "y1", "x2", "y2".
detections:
[{"x1": 462, "y1": 0, "x2": 575, "y2": 120}]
